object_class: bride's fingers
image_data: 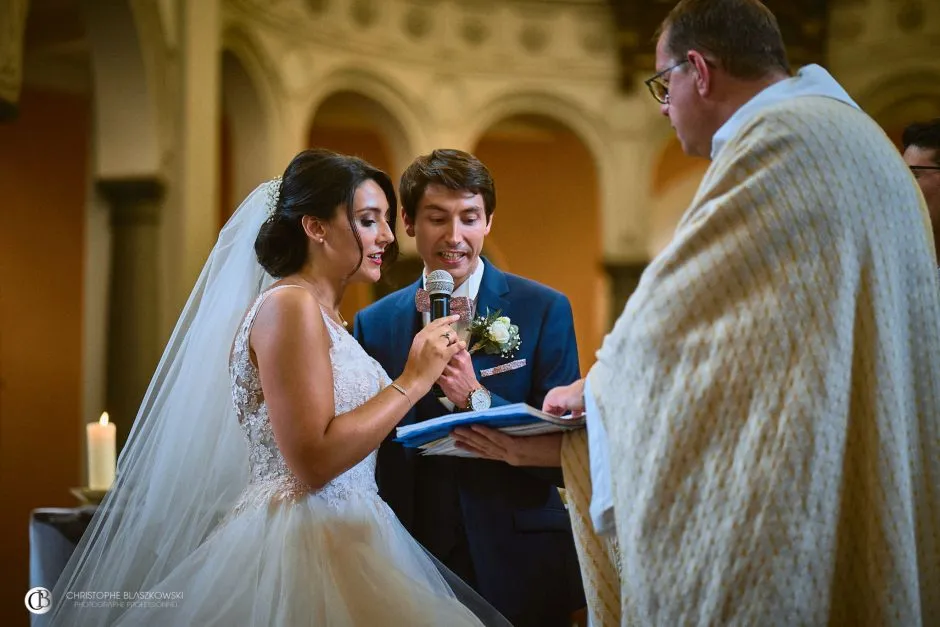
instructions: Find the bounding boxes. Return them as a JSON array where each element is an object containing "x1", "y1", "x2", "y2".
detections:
[{"x1": 424, "y1": 315, "x2": 460, "y2": 332}]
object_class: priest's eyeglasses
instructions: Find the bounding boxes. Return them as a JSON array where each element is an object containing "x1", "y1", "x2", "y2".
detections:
[{"x1": 644, "y1": 60, "x2": 689, "y2": 105}]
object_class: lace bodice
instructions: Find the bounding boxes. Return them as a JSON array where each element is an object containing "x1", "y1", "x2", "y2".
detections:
[{"x1": 229, "y1": 285, "x2": 391, "y2": 510}]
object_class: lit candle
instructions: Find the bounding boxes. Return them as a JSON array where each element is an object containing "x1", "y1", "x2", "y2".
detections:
[{"x1": 87, "y1": 412, "x2": 116, "y2": 490}]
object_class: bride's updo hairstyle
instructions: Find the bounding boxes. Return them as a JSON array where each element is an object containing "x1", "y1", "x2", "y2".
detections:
[{"x1": 255, "y1": 148, "x2": 399, "y2": 278}]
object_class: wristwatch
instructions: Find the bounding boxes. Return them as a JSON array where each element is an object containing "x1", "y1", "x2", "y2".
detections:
[{"x1": 466, "y1": 387, "x2": 491, "y2": 412}]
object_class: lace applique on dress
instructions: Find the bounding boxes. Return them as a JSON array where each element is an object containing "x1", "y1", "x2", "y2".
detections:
[{"x1": 228, "y1": 285, "x2": 391, "y2": 513}]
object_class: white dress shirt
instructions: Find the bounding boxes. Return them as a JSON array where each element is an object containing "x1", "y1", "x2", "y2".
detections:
[{"x1": 584, "y1": 378, "x2": 615, "y2": 536}]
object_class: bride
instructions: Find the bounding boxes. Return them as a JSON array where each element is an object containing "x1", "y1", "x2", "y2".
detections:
[{"x1": 44, "y1": 149, "x2": 511, "y2": 626}]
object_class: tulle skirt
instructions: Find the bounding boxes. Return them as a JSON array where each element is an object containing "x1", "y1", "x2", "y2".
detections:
[{"x1": 65, "y1": 488, "x2": 506, "y2": 626}]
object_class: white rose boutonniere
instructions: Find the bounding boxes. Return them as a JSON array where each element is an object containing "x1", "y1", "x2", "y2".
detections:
[{"x1": 468, "y1": 309, "x2": 521, "y2": 358}]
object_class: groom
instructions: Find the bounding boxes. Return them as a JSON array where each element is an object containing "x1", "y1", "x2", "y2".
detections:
[{"x1": 354, "y1": 149, "x2": 585, "y2": 627}]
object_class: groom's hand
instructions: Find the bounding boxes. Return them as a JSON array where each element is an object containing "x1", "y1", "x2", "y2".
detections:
[
  {"x1": 452, "y1": 426, "x2": 562, "y2": 467},
  {"x1": 437, "y1": 349, "x2": 478, "y2": 408}
]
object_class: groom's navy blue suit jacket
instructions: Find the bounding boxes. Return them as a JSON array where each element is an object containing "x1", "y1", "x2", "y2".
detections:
[{"x1": 354, "y1": 259, "x2": 585, "y2": 627}]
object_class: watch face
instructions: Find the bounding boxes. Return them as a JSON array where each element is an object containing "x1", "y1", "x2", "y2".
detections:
[{"x1": 470, "y1": 388, "x2": 490, "y2": 411}]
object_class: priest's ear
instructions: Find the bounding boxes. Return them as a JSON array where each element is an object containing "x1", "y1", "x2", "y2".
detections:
[{"x1": 688, "y1": 51, "x2": 713, "y2": 98}]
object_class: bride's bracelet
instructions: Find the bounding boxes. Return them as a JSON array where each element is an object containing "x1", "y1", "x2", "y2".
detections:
[{"x1": 388, "y1": 381, "x2": 413, "y2": 407}]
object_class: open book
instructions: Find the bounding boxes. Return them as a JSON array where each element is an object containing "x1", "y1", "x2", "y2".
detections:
[{"x1": 395, "y1": 403, "x2": 585, "y2": 458}]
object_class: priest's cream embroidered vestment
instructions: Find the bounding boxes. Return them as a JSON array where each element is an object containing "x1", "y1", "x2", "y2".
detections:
[{"x1": 569, "y1": 94, "x2": 940, "y2": 626}]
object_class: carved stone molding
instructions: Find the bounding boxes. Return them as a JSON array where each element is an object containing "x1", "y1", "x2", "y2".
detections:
[
  {"x1": 0, "y1": 0, "x2": 30, "y2": 121},
  {"x1": 227, "y1": 0, "x2": 619, "y2": 80},
  {"x1": 897, "y1": 0, "x2": 925, "y2": 34},
  {"x1": 606, "y1": 0, "x2": 830, "y2": 92}
]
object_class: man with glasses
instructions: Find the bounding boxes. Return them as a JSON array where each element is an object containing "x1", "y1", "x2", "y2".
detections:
[
  {"x1": 903, "y1": 119, "x2": 940, "y2": 260},
  {"x1": 547, "y1": 0, "x2": 940, "y2": 624}
]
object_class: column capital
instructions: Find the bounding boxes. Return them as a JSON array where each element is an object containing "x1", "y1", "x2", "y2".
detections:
[
  {"x1": 96, "y1": 177, "x2": 165, "y2": 204},
  {"x1": 0, "y1": 0, "x2": 30, "y2": 121},
  {"x1": 96, "y1": 177, "x2": 166, "y2": 226}
]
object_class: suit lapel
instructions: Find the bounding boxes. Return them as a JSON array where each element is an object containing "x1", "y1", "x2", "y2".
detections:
[{"x1": 471, "y1": 259, "x2": 511, "y2": 376}]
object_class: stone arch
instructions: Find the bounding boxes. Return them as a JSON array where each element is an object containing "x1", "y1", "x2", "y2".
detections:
[
  {"x1": 470, "y1": 109, "x2": 604, "y2": 374},
  {"x1": 305, "y1": 79, "x2": 423, "y2": 317},
  {"x1": 464, "y1": 89, "x2": 616, "y2": 260},
  {"x1": 856, "y1": 68, "x2": 940, "y2": 144},
  {"x1": 463, "y1": 90, "x2": 609, "y2": 173},
  {"x1": 83, "y1": 0, "x2": 163, "y2": 178},
  {"x1": 303, "y1": 68, "x2": 425, "y2": 175},
  {"x1": 221, "y1": 27, "x2": 277, "y2": 220}
]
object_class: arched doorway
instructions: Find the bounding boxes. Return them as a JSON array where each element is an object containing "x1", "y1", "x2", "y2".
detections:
[
  {"x1": 220, "y1": 47, "x2": 272, "y2": 227},
  {"x1": 308, "y1": 90, "x2": 404, "y2": 322},
  {"x1": 473, "y1": 114, "x2": 602, "y2": 375}
]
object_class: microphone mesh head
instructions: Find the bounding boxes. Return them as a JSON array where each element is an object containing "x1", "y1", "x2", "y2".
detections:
[{"x1": 426, "y1": 270, "x2": 455, "y2": 296}]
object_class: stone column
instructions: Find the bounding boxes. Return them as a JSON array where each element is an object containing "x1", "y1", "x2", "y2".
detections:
[
  {"x1": 98, "y1": 178, "x2": 165, "y2": 450},
  {"x1": 171, "y1": 0, "x2": 221, "y2": 315},
  {"x1": 0, "y1": 0, "x2": 29, "y2": 122},
  {"x1": 602, "y1": 261, "x2": 647, "y2": 330}
]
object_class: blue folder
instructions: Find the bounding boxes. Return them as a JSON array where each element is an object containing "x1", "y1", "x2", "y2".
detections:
[{"x1": 394, "y1": 403, "x2": 584, "y2": 449}]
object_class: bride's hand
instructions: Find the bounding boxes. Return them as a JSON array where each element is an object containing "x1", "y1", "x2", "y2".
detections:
[{"x1": 400, "y1": 315, "x2": 466, "y2": 394}]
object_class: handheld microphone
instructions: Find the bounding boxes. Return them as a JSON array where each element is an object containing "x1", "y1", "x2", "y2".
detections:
[
  {"x1": 425, "y1": 270, "x2": 455, "y2": 398},
  {"x1": 426, "y1": 270, "x2": 455, "y2": 321}
]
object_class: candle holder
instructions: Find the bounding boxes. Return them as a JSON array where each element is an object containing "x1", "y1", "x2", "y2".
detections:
[{"x1": 70, "y1": 487, "x2": 108, "y2": 506}]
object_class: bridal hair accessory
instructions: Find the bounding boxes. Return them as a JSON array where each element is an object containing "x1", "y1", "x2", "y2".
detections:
[{"x1": 265, "y1": 177, "x2": 282, "y2": 221}]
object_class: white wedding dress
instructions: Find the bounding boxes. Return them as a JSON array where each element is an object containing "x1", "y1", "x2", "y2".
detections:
[{"x1": 111, "y1": 285, "x2": 501, "y2": 626}]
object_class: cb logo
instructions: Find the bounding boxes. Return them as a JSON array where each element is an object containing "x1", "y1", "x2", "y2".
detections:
[{"x1": 25, "y1": 587, "x2": 52, "y2": 615}]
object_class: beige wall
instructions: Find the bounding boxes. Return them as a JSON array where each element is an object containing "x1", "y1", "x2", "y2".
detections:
[{"x1": 0, "y1": 87, "x2": 88, "y2": 626}]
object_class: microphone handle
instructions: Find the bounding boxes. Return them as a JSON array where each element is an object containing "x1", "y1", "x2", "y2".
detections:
[
  {"x1": 430, "y1": 295, "x2": 450, "y2": 320},
  {"x1": 429, "y1": 295, "x2": 451, "y2": 398}
]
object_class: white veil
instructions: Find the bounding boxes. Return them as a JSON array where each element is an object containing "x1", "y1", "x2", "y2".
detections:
[{"x1": 44, "y1": 180, "x2": 279, "y2": 625}]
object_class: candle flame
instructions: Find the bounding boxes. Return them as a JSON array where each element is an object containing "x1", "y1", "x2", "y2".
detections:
[{"x1": 99, "y1": 412, "x2": 110, "y2": 426}]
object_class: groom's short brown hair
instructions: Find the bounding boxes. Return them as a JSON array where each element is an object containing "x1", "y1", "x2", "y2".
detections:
[{"x1": 399, "y1": 149, "x2": 496, "y2": 223}]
